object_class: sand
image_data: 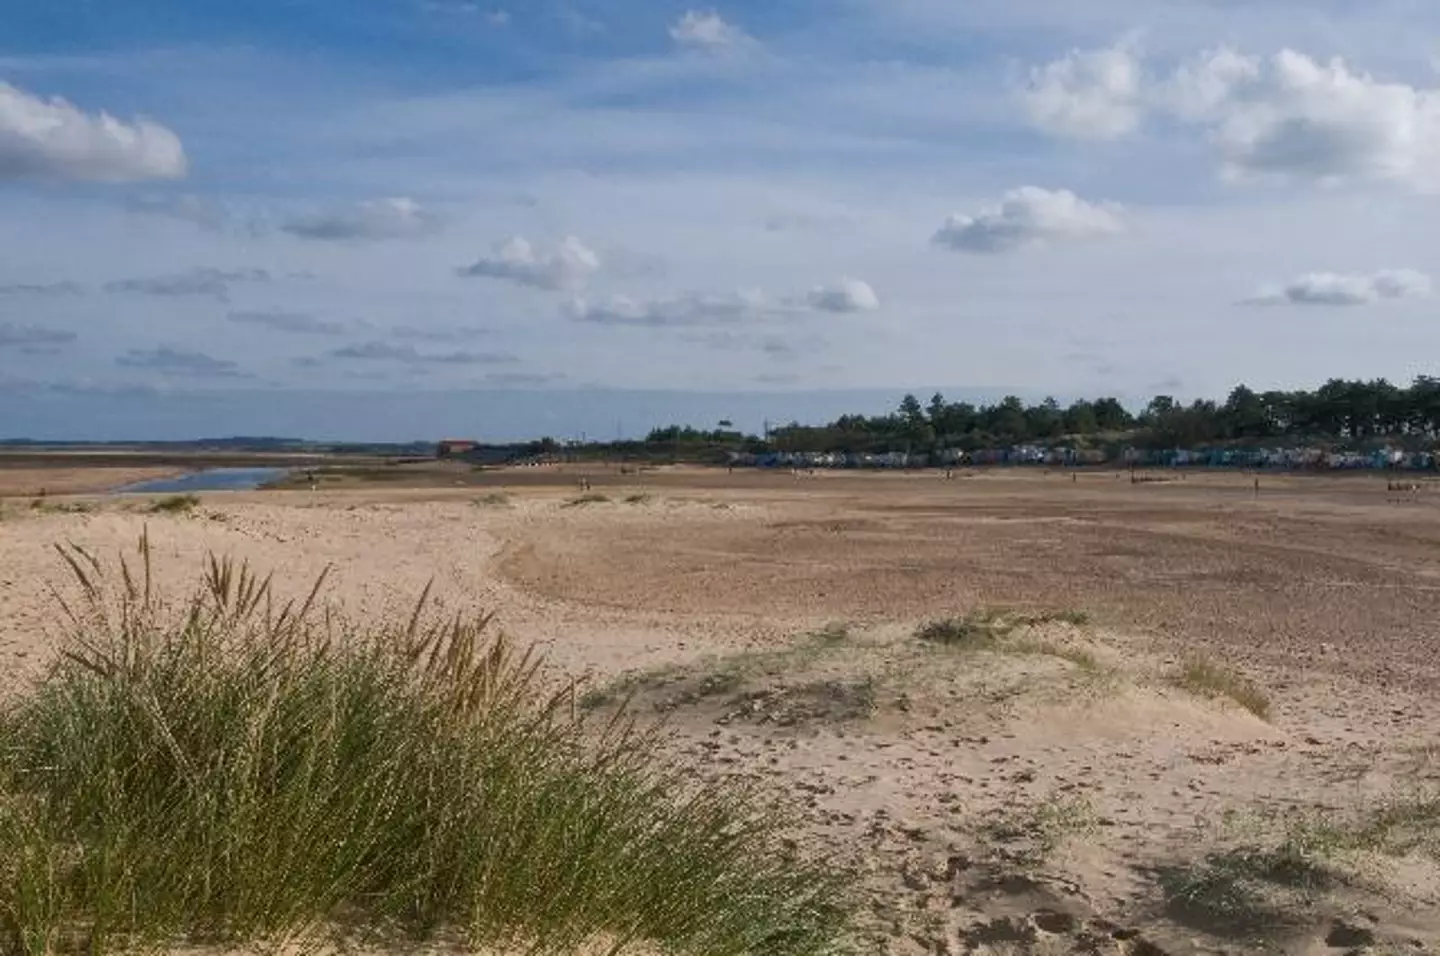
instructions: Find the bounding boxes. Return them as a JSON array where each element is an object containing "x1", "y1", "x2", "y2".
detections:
[{"x1": 4, "y1": 467, "x2": 1440, "y2": 953}]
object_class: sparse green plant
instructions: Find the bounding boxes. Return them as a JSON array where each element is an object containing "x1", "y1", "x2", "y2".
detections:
[
  {"x1": 562, "y1": 492, "x2": 611, "y2": 508},
  {"x1": 1175, "y1": 658, "x2": 1272, "y2": 719},
  {"x1": 915, "y1": 611, "x2": 1011, "y2": 648},
  {"x1": 811, "y1": 622, "x2": 851, "y2": 646},
  {"x1": 148, "y1": 493, "x2": 200, "y2": 515},
  {"x1": 0, "y1": 537, "x2": 852, "y2": 956},
  {"x1": 979, "y1": 795, "x2": 1096, "y2": 868},
  {"x1": 581, "y1": 629, "x2": 858, "y2": 713},
  {"x1": 27, "y1": 499, "x2": 95, "y2": 516},
  {"x1": 1157, "y1": 838, "x2": 1335, "y2": 934},
  {"x1": 1012, "y1": 639, "x2": 1101, "y2": 672}
]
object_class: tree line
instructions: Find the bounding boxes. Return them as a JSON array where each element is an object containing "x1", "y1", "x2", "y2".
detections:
[{"x1": 639, "y1": 377, "x2": 1440, "y2": 456}]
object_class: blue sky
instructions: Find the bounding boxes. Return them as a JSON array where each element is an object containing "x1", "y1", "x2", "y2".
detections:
[{"x1": 4, "y1": 0, "x2": 1440, "y2": 440}]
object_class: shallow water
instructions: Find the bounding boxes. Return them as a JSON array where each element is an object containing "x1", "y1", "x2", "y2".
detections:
[{"x1": 116, "y1": 467, "x2": 288, "y2": 494}]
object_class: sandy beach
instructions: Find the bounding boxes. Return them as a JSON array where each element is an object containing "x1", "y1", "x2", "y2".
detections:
[{"x1": 4, "y1": 466, "x2": 1440, "y2": 953}]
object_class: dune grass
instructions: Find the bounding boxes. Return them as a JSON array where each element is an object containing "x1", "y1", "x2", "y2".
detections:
[
  {"x1": 0, "y1": 535, "x2": 851, "y2": 956},
  {"x1": 563, "y1": 493, "x2": 611, "y2": 508},
  {"x1": 1175, "y1": 658, "x2": 1272, "y2": 720},
  {"x1": 147, "y1": 493, "x2": 201, "y2": 515}
]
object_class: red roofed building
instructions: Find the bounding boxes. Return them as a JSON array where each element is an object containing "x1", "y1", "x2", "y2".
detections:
[{"x1": 437, "y1": 439, "x2": 478, "y2": 458}]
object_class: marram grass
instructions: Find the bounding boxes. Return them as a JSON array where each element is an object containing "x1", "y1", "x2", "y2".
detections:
[{"x1": 0, "y1": 533, "x2": 851, "y2": 955}]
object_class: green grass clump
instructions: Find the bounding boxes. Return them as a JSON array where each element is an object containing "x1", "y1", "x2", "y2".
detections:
[
  {"x1": 1175, "y1": 659, "x2": 1272, "y2": 720},
  {"x1": 562, "y1": 492, "x2": 611, "y2": 508},
  {"x1": 0, "y1": 536, "x2": 850, "y2": 956},
  {"x1": 148, "y1": 493, "x2": 200, "y2": 515},
  {"x1": 28, "y1": 500, "x2": 95, "y2": 516}
]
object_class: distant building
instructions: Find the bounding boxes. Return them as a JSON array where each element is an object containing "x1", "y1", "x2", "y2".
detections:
[{"x1": 436, "y1": 439, "x2": 478, "y2": 459}]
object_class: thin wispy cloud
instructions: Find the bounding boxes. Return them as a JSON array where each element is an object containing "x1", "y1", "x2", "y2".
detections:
[
  {"x1": 0, "y1": 323, "x2": 77, "y2": 346},
  {"x1": 116, "y1": 347, "x2": 249, "y2": 377},
  {"x1": 330, "y1": 340, "x2": 518, "y2": 364},
  {"x1": 227, "y1": 309, "x2": 348, "y2": 335},
  {"x1": 0, "y1": 281, "x2": 84, "y2": 296},
  {"x1": 1243, "y1": 269, "x2": 1432, "y2": 306},
  {"x1": 105, "y1": 267, "x2": 271, "y2": 300},
  {"x1": 282, "y1": 198, "x2": 439, "y2": 241}
]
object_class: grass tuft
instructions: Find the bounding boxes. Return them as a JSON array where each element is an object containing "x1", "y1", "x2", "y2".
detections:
[
  {"x1": 0, "y1": 535, "x2": 851, "y2": 956},
  {"x1": 622, "y1": 493, "x2": 650, "y2": 505},
  {"x1": 148, "y1": 493, "x2": 201, "y2": 515},
  {"x1": 562, "y1": 493, "x2": 611, "y2": 508},
  {"x1": 474, "y1": 491, "x2": 511, "y2": 507},
  {"x1": 1175, "y1": 659, "x2": 1272, "y2": 720}
]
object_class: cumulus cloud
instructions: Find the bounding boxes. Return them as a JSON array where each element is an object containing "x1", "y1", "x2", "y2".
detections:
[
  {"x1": 1173, "y1": 49, "x2": 1440, "y2": 187},
  {"x1": 806, "y1": 277, "x2": 879, "y2": 313},
  {"x1": 670, "y1": 10, "x2": 750, "y2": 48},
  {"x1": 227, "y1": 309, "x2": 347, "y2": 335},
  {"x1": 116, "y1": 347, "x2": 248, "y2": 377},
  {"x1": 330, "y1": 340, "x2": 517, "y2": 364},
  {"x1": 1243, "y1": 269, "x2": 1433, "y2": 306},
  {"x1": 105, "y1": 267, "x2": 271, "y2": 300},
  {"x1": 933, "y1": 187, "x2": 1124, "y2": 253},
  {"x1": 1022, "y1": 42, "x2": 1145, "y2": 140},
  {"x1": 0, "y1": 81, "x2": 186, "y2": 182},
  {"x1": 0, "y1": 323, "x2": 77, "y2": 347},
  {"x1": 1024, "y1": 43, "x2": 1440, "y2": 189},
  {"x1": 281, "y1": 198, "x2": 439, "y2": 241},
  {"x1": 0, "y1": 281, "x2": 84, "y2": 296},
  {"x1": 457, "y1": 236, "x2": 600, "y2": 290}
]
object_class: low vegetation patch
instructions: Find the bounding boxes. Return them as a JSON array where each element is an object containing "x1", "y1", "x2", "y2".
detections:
[
  {"x1": 562, "y1": 492, "x2": 611, "y2": 508},
  {"x1": 0, "y1": 537, "x2": 851, "y2": 956},
  {"x1": 1175, "y1": 658, "x2": 1272, "y2": 720},
  {"x1": 474, "y1": 491, "x2": 511, "y2": 507},
  {"x1": 623, "y1": 493, "x2": 651, "y2": 505},
  {"x1": 28, "y1": 499, "x2": 95, "y2": 516},
  {"x1": 581, "y1": 626, "x2": 858, "y2": 713},
  {"x1": 148, "y1": 493, "x2": 201, "y2": 515},
  {"x1": 915, "y1": 608, "x2": 1099, "y2": 672},
  {"x1": 978, "y1": 795, "x2": 1096, "y2": 869}
]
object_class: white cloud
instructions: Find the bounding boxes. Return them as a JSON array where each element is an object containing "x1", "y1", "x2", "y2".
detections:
[
  {"x1": 670, "y1": 10, "x2": 751, "y2": 48},
  {"x1": 0, "y1": 81, "x2": 186, "y2": 182},
  {"x1": 282, "y1": 197, "x2": 438, "y2": 241},
  {"x1": 933, "y1": 186, "x2": 1124, "y2": 253},
  {"x1": 1175, "y1": 49, "x2": 1440, "y2": 188},
  {"x1": 1022, "y1": 41, "x2": 1145, "y2": 140},
  {"x1": 1243, "y1": 268, "x2": 1432, "y2": 306},
  {"x1": 1025, "y1": 43, "x2": 1440, "y2": 189},
  {"x1": 570, "y1": 289, "x2": 771, "y2": 327},
  {"x1": 573, "y1": 277, "x2": 879, "y2": 327},
  {"x1": 807, "y1": 277, "x2": 880, "y2": 313},
  {"x1": 457, "y1": 236, "x2": 600, "y2": 290}
]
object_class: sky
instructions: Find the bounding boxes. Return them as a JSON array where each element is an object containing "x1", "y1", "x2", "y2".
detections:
[{"x1": 4, "y1": 0, "x2": 1440, "y2": 440}]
